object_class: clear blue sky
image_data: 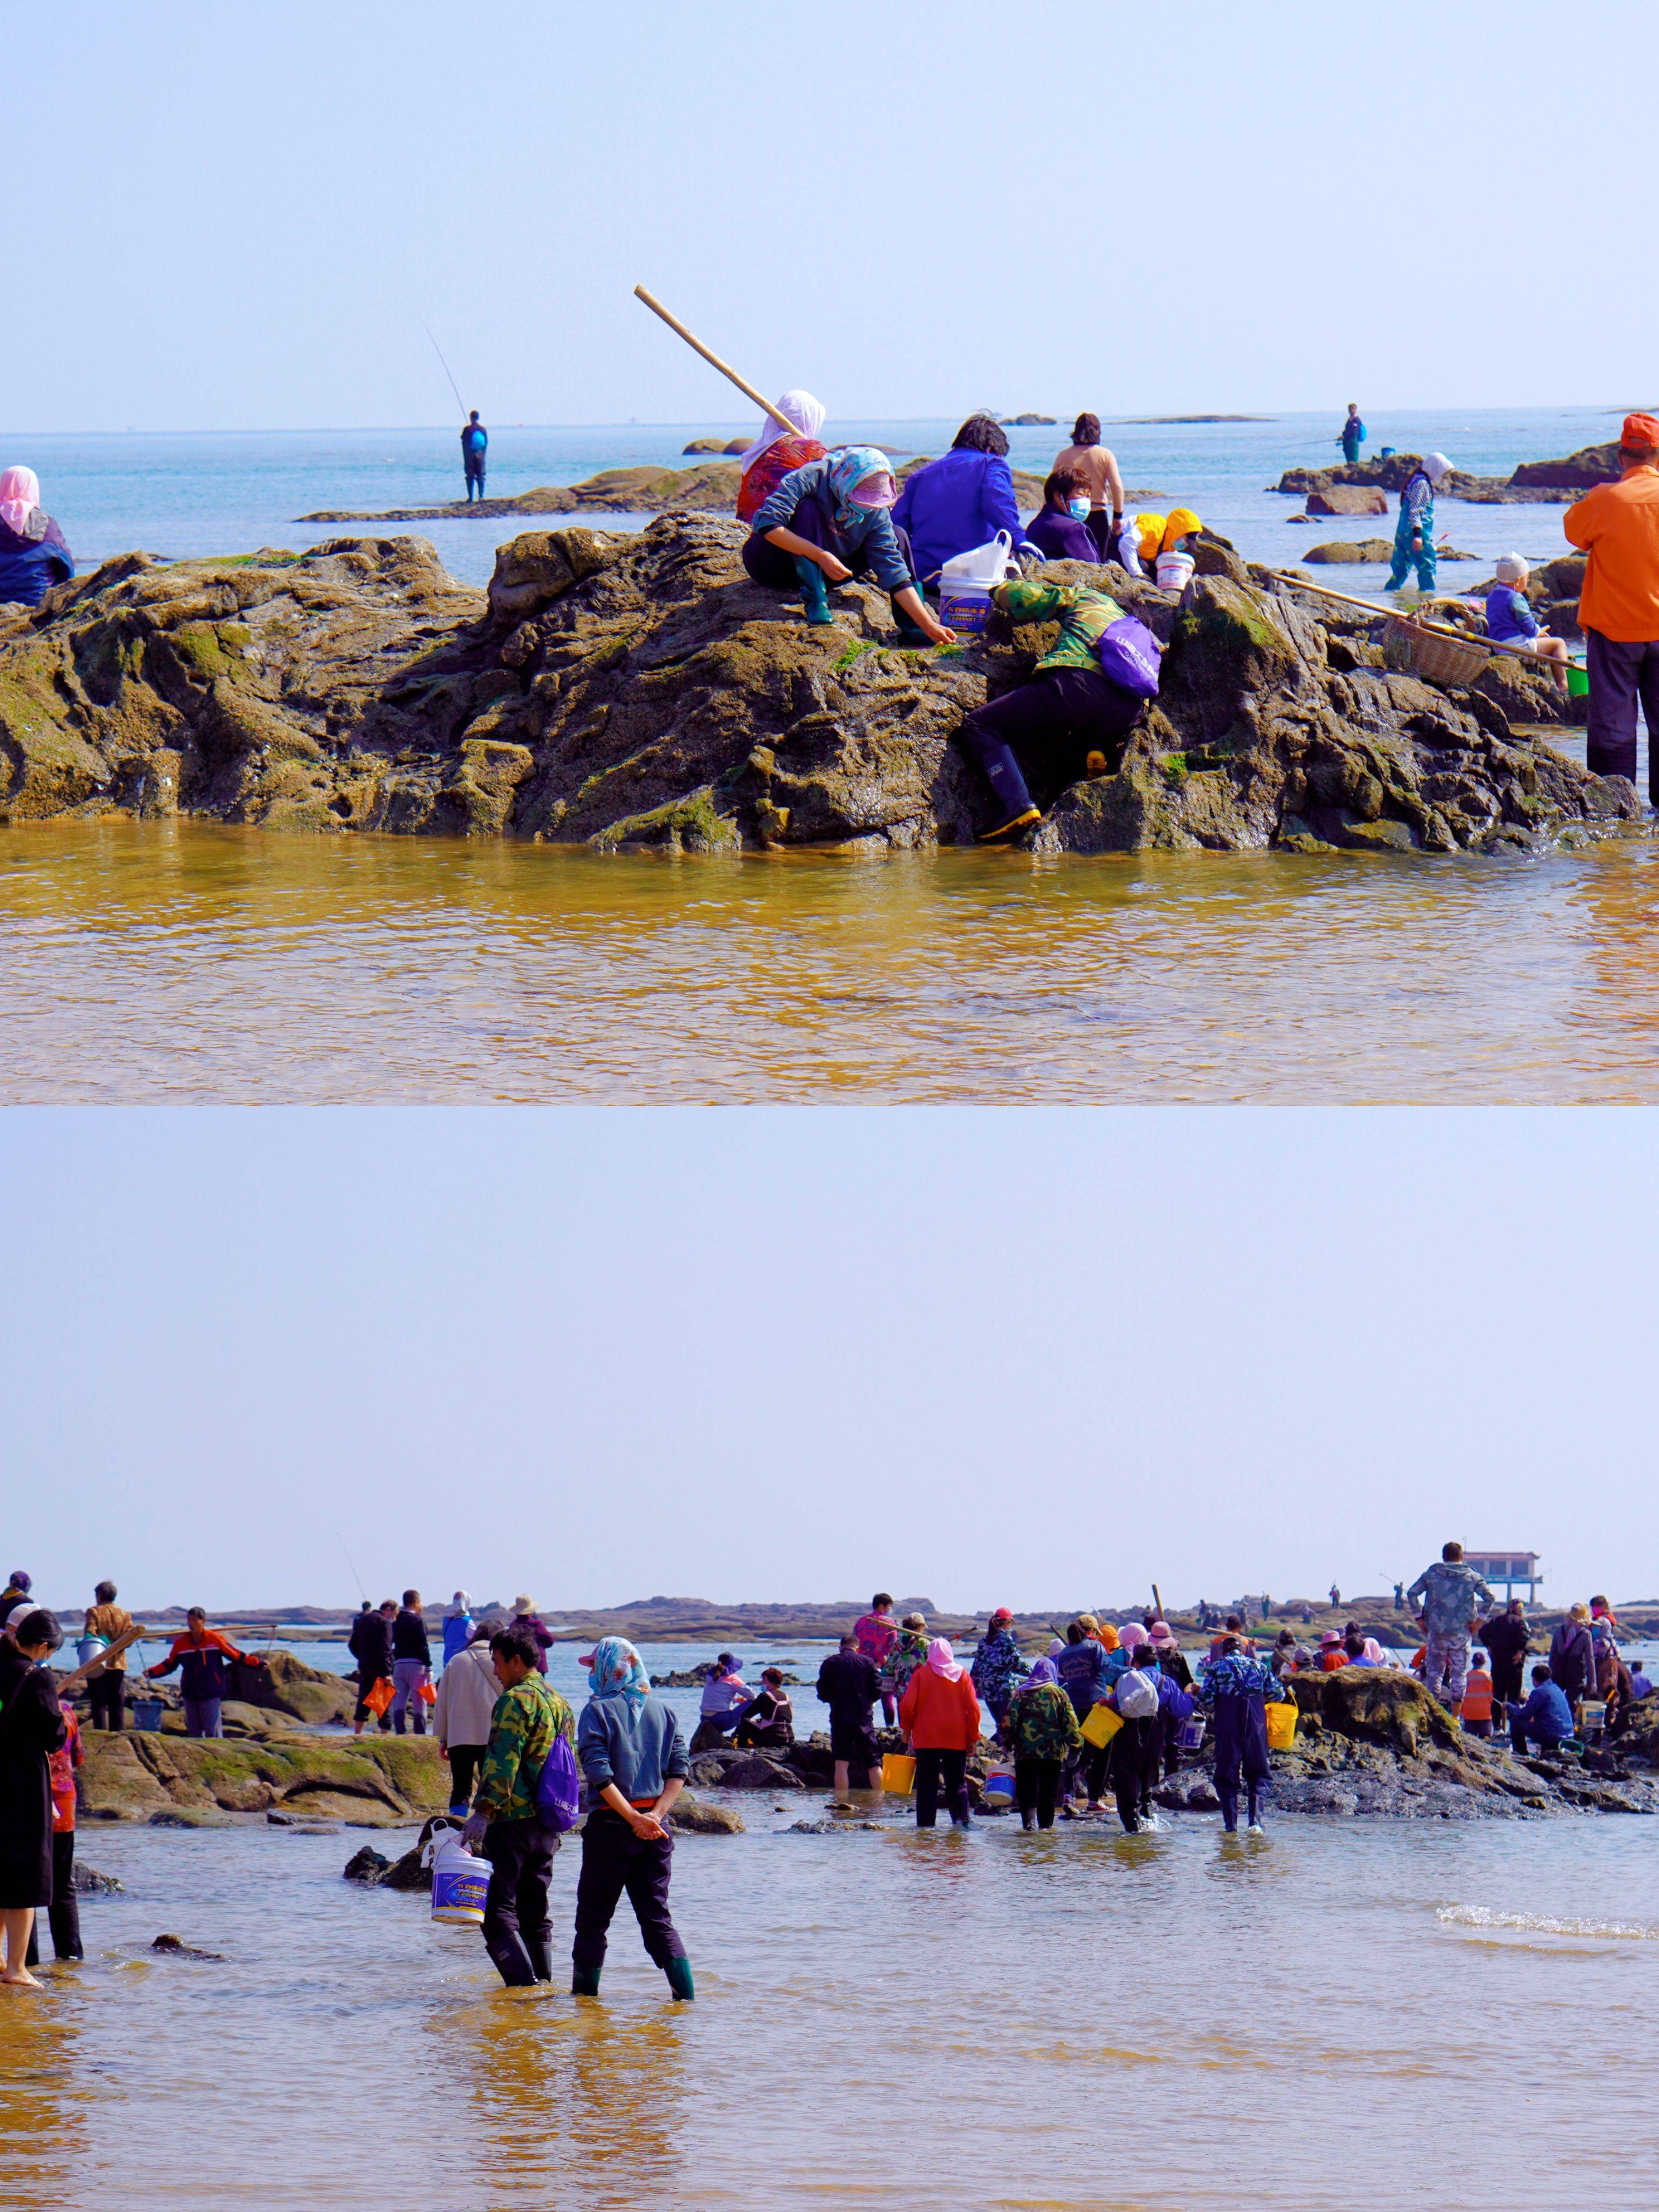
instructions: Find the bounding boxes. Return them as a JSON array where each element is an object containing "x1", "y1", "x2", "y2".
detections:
[
  {"x1": 4, "y1": 1108, "x2": 1650, "y2": 1615},
  {"x1": 10, "y1": 1, "x2": 1656, "y2": 432}
]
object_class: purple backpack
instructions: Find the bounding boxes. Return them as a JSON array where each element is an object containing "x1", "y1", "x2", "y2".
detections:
[
  {"x1": 1096, "y1": 615, "x2": 1164, "y2": 698},
  {"x1": 535, "y1": 1729, "x2": 583, "y2": 1831}
]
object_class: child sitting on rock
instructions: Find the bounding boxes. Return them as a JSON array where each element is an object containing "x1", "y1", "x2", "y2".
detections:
[
  {"x1": 1485, "y1": 555, "x2": 1570, "y2": 694},
  {"x1": 1459, "y1": 1651, "x2": 1495, "y2": 1738}
]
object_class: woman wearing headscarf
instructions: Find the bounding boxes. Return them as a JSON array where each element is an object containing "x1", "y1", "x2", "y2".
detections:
[
  {"x1": 1384, "y1": 451, "x2": 1453, "y2": 595},
  {"x1": 898, "y1": 1637, "x2": 981, "y2": 1828},
  {"x1": 0, "y1": 470, "x2": 73, "y2": 608},
  {"x1": 734, "y1": 390, "x2": 828, "y2": 524},
  {"x1": 1000, "y1": 1656, "x2": 1082, "y2": 1830},
  {"x1": 744, "y1": 446, "x2": 955, "y2": 645},
  {"x1": 441, "y1": 1591, "x2": 474, "y2": 1666},
  {"x1": 0, "y1": 1609, "x2": 67, "y2": 1987},
  {"x1": 891, "y1": 414, "x2": 1022, "y2": 589},
  {"x1": 572, "y1": 1636, "x2": 694, "y2": 2000}
]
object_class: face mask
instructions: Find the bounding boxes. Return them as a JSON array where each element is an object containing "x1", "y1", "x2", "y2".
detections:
[{"x1": 1068, "y1": 496, "x2": 1090, "y2": 520}]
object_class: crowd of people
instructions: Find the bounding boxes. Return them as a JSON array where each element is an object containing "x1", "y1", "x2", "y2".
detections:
[{"x1": 0, "y1": 1547, "x2": 1650, "y2": 1991}]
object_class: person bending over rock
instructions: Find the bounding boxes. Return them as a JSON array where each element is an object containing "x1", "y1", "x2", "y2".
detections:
[
  {"x1": 743, "y1": 446, "x2": 955, "y2": 648},
  {"x1": 955, "y1": 575, "x2": 1149, "y2": 842},
  {"x1": 0, "y1": 469, "x2": 73, "y2": 609}
]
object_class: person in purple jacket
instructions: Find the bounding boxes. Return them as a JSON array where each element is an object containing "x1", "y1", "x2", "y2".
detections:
[
  {"x1": 892, "y1": 415, "x2": 1022, "y2": 590},
  {"x1": 0, "y1": 468, "x2": 73, "y2": 608},
  {"x1": 1021, "y1": 468, "x2": 1100, "y2": 565}
]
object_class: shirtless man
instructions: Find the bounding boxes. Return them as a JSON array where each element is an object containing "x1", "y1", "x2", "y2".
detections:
[{"x1": 1052, "y1": 413, "x2": 1126, "y2": 560}]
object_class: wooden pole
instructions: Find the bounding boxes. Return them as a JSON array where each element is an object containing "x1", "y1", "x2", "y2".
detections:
[
  {"x1": 1151, "y1": 1582, "x2": 1164, "y2": 1621},
  {"x1": 1263, "y1": 567, "x2": 1575, "y2": 668},
  {"x1": 55, "y1": 1622, "x2": 147, "y2": 1697},
  {"x1": 633, "y1": 286, "x2": 798, "y2": 436}
]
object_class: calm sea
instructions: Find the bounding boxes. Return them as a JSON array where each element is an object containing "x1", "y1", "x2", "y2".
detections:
[{"x1": 6, "y1": 406, "x2": 1623, "y2": 588}]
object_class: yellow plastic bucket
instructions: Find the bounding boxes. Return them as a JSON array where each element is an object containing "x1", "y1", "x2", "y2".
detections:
[
  {"x1": 881, "y1": 1753, "x2": 916, "y2": 1793},
  {"x1": 1264, "y1": 1701, "x2": 1298, "y2": 1751},
  {"x1": 1081, "y1": 1702, "x2": 1123, "y2": 1748}
]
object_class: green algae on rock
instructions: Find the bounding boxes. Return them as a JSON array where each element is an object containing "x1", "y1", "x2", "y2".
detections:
[
  {"x1": 0, "y1": 516, "x2": 1637, "y2": 855},
  {"x1": 79, "y1": 1725, "x2": 450, "y2": 1826}
]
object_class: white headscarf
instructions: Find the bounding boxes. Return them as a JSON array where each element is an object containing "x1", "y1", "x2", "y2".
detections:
[
  {"x1": 1424, "y1": 451, "x2": 1452, "y2": 485},
  {"x1": 0, "y1": 466, "x2": 41, "y2": 536},
  {"x1": 737, "y1": 389, "x2": 826, "y2": 474}
]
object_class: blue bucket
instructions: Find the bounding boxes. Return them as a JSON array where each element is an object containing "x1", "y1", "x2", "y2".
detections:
[
  {"x1": 134, "y1": 1697, "x2": 165, "y2": 1731},
  {"x1": 983, "y1": 1769, "x2": 1016, "y2": 1803}
]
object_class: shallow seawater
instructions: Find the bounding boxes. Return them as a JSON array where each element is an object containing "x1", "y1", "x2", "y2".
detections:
[
  {"x1": 4, "y1": 1812, "x2": 1650, "y2": 2211},
  {"x1": 4, "y1": 818, "x2": 1659, "y2": 1102}
]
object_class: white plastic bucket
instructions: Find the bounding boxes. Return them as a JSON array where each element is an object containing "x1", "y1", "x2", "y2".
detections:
[
  {"x1": 940, "y1": 529, "x2": 1015, "y2": 587},
  {"x1": 427, "y1": 1830, "x2": 490, "y2": 1926},
  {"x1": 76, "y1": 1636, "x2": 109, "y2": 1670},
  {"x1": 1177, "y1": 1715, "x2": 1205, "y2": 1751},
  {"x1": 939, "y1": 579, "x2": 994, "y2": 635},
  {"x1": 1155, "y1": 551, "x2": 1196, "y2": 594}
]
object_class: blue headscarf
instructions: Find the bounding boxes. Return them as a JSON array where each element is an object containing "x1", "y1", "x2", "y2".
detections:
[
  {"x1": 825, "y1": 445, "x2": 895, "y2": 531},
  {"x1": 587, "y1": 1635, "x2": 651, "y2": 1715}
]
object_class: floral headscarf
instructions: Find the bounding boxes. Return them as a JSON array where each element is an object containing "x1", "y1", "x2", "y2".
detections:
[
  {"x1": 587, "y1": 1635, "x2": 651, "y2": 1714},
  {"x1": 826, "y1": 445, "x2": 895, "y2": 530}
]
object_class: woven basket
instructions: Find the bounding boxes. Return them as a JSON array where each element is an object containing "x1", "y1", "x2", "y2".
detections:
[{"x1": 1387, "y1": 617, "x2": 1491, "y2": 689}]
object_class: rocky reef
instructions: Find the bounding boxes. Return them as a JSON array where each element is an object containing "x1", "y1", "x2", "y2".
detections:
[
  {"x1": 78, "y1": 1722, "x2": 449, "y2": 1826},
  {"x1": 1276, "y1": 445, "x2": 1619, "y2": 507},
  {"x1": 0, "y1": 517, "x2": 1638, "y2": 855}
]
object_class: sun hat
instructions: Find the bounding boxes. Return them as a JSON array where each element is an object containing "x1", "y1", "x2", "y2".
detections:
[
  {"x1": 1319, "y1": 1629, "x2": 1344, "y2": 1647},
  {"x1": 512, "y1": 1594, "x2": 535, "y2": 1615},
  {"x1": 1147, "y1": 1620, "x2": 1176, "y2": 1646}
]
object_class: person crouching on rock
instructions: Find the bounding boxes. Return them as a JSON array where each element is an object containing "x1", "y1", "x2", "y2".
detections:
[
  {"x1": 1507, "y1": 1663, "x2": 1573, "y2": 1758},
  {"x1": 1486, "y1": 556, "x2": 1570, "y2": 695},
  {"x1": 733, "y1": 1668, "x2": 794, "y2": 1750},
  {"x1": 1022, "y1": 469, "x2": 1101, "y2": 565},
  {"x1": 461, "y1": 1622, "x2": 576, "y2": 1987},
  {"x1": 572, "y1": 1637, "x2": 694, "y2": 2001},
  {"x1": 956, "y1": 574, "x2": 1150, "y2": 842},
  {"x1": 1197, "y1": 1634, "x2": 1289, "y2": 1837},
  {"x1": 743, "y1": 445, "x2": 956, "y2": 649},
  {"x1": 1117, "y1": 507, "x2": 1203, "y2": 580},
  {"x1": 691, "y1": 1653, "x2": 751, "y2": 1749}
]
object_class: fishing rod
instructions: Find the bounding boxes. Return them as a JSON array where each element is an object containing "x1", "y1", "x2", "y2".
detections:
[
  {"x1": 416, "y1": 316, "x2": 468, "y2": 421},
  {"x1": 336, "y1": 1532, "x2": 368, "y2": 1605}
]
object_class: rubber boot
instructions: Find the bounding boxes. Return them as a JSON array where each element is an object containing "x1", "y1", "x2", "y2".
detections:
[
  {"x1": 793, "y1": 557, "x2": 832, "y2": 626},
  {"x1": 664, "y1": 1955, "x2": 696, "y2": 2002},
  {"x1": 571, "y1": 1962, "x2": 602, "y2": 1997},
  {"x1": 527, "y1": 1934, "x2": 553, "y2": 1984}
]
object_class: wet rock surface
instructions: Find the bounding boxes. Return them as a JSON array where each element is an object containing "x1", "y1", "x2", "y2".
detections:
[
  {"x1": 1276, "y1": 449, "x2": 1613, "y2": 505},
  {"x1": 79, "y1": 1725, "x2": 449, "y2": 1826},
  {"x1": 0, "y1": 518, "x2": 1638, "y2": 857}
]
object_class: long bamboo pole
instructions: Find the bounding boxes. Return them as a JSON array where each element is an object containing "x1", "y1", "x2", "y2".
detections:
[
  {"x1": 633, "y1": 286, "x2": 798, "y2": 436},
  {"x1": 1263, "y1": 567, "x2": 1575, "y2": 668}
]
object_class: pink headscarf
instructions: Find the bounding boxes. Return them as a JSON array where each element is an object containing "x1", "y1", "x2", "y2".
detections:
[
  {"x1": 926, "y1": 1636, "x2": 963, "y2": 1682},
  {"x1": 1118, "y1": 1622, "x2": 1149, "y2": 1651},
  {"x1": 0, "y1": 467, "x2": 40, "y2": 536}
]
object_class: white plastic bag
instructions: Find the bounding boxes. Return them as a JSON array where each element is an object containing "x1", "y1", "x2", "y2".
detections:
[{"x1": 939, "y1": 530, "x2": 1016, "y2": 586}]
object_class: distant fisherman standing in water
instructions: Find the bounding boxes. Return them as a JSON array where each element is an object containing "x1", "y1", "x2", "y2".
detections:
[
  {"x1": 1339, "y1": 403, "x2": 1366, "y2": 467},
  {"x1": 461, "y1": 412, "x2": 488, "y2": 501}
]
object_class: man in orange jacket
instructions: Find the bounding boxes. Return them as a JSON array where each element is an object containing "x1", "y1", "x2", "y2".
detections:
[{"x1": 1565, "y1": 413, "x2": 1659, "y2": 797}]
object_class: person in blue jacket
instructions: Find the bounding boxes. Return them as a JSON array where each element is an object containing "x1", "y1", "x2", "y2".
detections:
[
  {"x1": 1508, "y1": 1664, "x2": 1574, "y2": 1755},
  {"x1": 892, "y1": 414, "x2": 1022, "y2": 590},
  {"x1": 461, "y1": 412, "x2": 488, "y2": 501},
  {"x1": 1021, "y1": 468, "x2": 1100, "y2": 565},
  {"x1": 1339, "y1": 403, "x2": 1366, "y2": 467},
  {"x1": 743, "y1": 446, "x2": 955, "y2": 646},
  {"x1": 1384, "y1": 451, "x2": 1452, "y2": 595},
  {"x1": 1198, "y1": 1634, "x2": 1289, "y2": 1835},
  {"x1": 0, "y1": 468, "x2": 73, "y2": 608}
]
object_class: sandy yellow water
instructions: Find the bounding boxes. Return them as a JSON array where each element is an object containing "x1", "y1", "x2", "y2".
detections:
[
  {"x1": 3, "y1": 820, "x2": 1659, "y2": 1102},
  {"x1": 6, "y1": 1812, "x2": 1653, "y2": 2211}
]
